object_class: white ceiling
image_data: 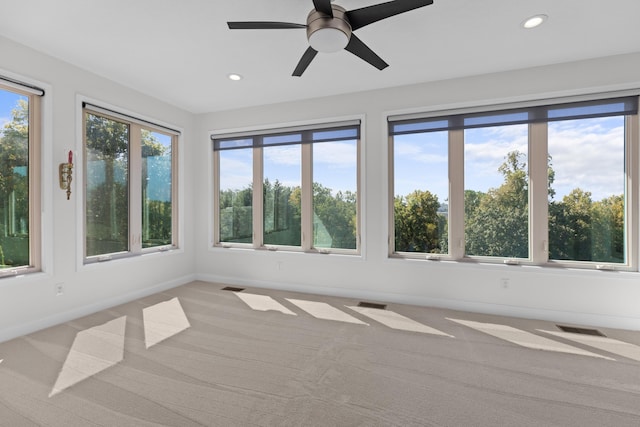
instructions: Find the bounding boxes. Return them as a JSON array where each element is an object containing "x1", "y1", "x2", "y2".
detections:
[{"x1": 1, "y1": 0, "x2": 639, "y2": 114}]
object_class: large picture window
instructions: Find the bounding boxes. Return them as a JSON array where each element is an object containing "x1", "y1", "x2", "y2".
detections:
[
  {"x1": 83, "y1": 104, "x2": 178, "y2": 262},
  {"x1": 0, "y1": 79, "x2": 42, "y2": 276},
  {"x1": 213, "y1": 121, "x2": 360, "y2": 254},
  {"x1": 389, "y1": 95, "x2": 638, "y2": 270}
]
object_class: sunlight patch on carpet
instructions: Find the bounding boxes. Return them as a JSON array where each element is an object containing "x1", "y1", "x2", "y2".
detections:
[
  {"x1": 287, "y1": 299, "x2": 368, "y2": 325},
  {"x1": 143, "y1": 297, "x2": 191, "y2": 349},
  {"x1": 235, "y1": 293, "x2": 297, "y2": 315},
  {"x1": 49, "y1": 316, "x2": 126, "y2": 397}
]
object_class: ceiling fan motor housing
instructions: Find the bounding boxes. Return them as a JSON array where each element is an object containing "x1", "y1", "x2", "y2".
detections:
[{"x1": 307, "y1": 5, "x2": 352, "y2": 52}]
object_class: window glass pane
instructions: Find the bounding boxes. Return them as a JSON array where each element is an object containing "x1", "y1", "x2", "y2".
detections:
[
  {"x1": 263, "y1": 133, "x2": 301, "y2": 145},
  {"x1": 85, "y1": 113, "x2": 130, "y2": 256},
  {"x1": 393, "y1": 131, "x2": 448, "y2": 253},
  {"x1": 0, "y1": 88, "x2": 30, "y2": 268},
  {"x1": 142, "y1": 130, "x2": 172, "y2": 248},
  {"x1": 313, "y1": 140, "x2": 358, "y2": 250},
  {"x1": 219, "y1": 148, "x2": 252, "y2": 243},
  {"x1": 548, "y1": 101, "x2": 634, "y2": 120},
  {"x1": 548, "y1": 116, "x2": 625, "y2": 263},
  {"x1": 464, "y1": 111, "x2": 528, "y2": 128},
  {"x1": 263, "y1": 145, "x2": 301, "y2": 246},
  {"x1": 216, "y1": 138, "x2": 252, "y2": 150},
  {"x1": 391, "y1": 120, "x2": 449, "y2": 134},
  {"x1": 464, "y1": 124, "x2": 529, "y2": 258},
  {"x1": 312, "y1": 128, "x2": 358, "y2": 141}
]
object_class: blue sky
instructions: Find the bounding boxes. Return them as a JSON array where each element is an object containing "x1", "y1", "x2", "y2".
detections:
[
  {"x1": 220, "y1": 116, "x2": 624, "y2": 204},
  {"x1": 5, "y1": 85, "x2": 624, "y2": 205},
  {"x1": 0, "y1": 88, "x2": 26, "y2": 129},
  {"x1": 394, "y1": 117, "x2": 624, "y2": 203},
  {"x1": 220, "y1": 140, "x2": 358, "y2": 196}
]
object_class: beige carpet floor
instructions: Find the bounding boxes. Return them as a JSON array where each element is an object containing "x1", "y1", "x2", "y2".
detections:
[{"x1": 1, "y1": 280, "x2": 639, "y2": 426}]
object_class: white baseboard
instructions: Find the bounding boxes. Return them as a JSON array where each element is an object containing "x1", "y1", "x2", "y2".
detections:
[
  {"x1": 0, "y1": 274, "x2": 196, "y2": 344},
  {"x1": 195, "y1": 273, "x2": 640, "y2": 331}
]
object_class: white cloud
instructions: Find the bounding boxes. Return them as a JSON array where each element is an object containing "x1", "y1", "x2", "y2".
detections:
[
  {"x1": 313, "y1": 141, "x2": 357, "y2": 168},
  {"x1": 549, "y1": 120, "x2": 624, "y2": 200},
  {"x1": 263, "y1": 145, "x2": 300, "y2": 166},
  {"x1": 395, "y1": 140, "x2": 447, "y2": 164},
  {"x1": 219, "y1": 154, "x2": 252, "y2": 191}
]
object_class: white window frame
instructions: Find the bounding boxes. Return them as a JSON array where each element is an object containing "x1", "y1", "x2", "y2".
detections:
[
  {"x1": 82, "y1": 103, "x2": 179, "y2": 264},
  {"x1": 212, "y1": 119, "x2": 362, "y2": 255},
  {"x1": 388, "y1": 93, "x2": 639, "y2": 271},
  {"x1": 0, "y1": 79, "x2": 42, "y2": 277}
]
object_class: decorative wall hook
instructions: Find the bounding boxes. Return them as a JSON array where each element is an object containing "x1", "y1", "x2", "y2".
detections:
[{"x1": 59, "y1": 150, "x2": 73, "y2": 200}]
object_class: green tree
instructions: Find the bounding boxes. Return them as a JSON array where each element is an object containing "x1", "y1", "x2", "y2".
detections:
[
  {"x1": 141, "y1": 130, "x2": 171, "y2": 247},
  {"x1": 465, "y1": 150, "x2": 529, "y2": 258},
  {"x1": 394, "y1": 189, "x2": 442, "y2": 252},
  {"x1": 549, "y1": 188, "x2": 593, "y2": 261},
  {"x1": 0, "y1": 98, "x2": 30, "y2": 266},
  {"x1": 313, "y1": 183, "x2": 357, "y2": 249},
  {"x1": 85, "y1": 113, "x2": 129, "y2": 254},
  {"x1": 219, "y1": 184, "x2": 253, "y2": 243}
]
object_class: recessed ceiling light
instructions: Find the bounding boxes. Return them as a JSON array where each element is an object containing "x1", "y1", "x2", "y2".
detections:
[
  {"x1": 522, "y1": 14, "x2": 548, "y2": 29},
  {"x1": 228, "y1": 73, "x2": 243, "y2": 81}
]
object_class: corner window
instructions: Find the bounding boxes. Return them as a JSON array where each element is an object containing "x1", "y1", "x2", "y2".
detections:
[
  {"x1": 389, "y1": 95, "x2": 638, "y2": 270},
  {"x1": 83, "y1": 104, "x2": 178, "y2": 263},
  {"x1": 0, "y1": 78, "x2": 42, "y2": 276},
  {"x1": 213, "y1": 121, "x2": 361, "y2": 254}
]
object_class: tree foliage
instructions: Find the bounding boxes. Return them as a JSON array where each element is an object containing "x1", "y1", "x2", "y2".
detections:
[
  {"x1": 394, "y1": 190, "x2": 443, "y2": 253},
  {"x1": 394, "y1": 149, "x2": 625, "y2": 263},
  {"x1": 85, "y1": 114, "x2": 172, "y2": 254},
  {"x1": 220, "y1": 181, "x2": 357, "y2": 249},
  {"x1": 0, "y1": 98, "x2": 30, "y2": 266},
  {"x1": 465, "y1": 151, "x2": 529, "y2": 258}
]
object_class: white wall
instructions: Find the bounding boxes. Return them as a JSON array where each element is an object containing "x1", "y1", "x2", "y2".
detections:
[
  {"x1": 2, "y1": 32, "x2": 639, "y2": 341},
  {"x1": 195, "y1": 52, "x2": 640, "y2": 330},
  {"x1": 0, "y1": 36, "x2": 196, "y2": 342}
]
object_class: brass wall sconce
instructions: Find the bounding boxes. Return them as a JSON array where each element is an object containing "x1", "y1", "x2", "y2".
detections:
[{"x1": 59, "y1": 150, "x2": 73, "y2": 200}]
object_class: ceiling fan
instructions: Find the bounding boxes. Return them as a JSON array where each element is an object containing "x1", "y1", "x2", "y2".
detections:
[{"x1": 227, "y1": 0, "x2": 434, "y2": 76}]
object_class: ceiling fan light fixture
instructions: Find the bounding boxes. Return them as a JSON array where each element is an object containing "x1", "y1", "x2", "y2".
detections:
[{"x1": 309, "y1": 27, "x2": 349, "y2": 52}]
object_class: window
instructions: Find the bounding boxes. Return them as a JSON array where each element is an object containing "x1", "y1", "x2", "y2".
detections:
[
  {"x1": 548, "y1": 116, "x2": 626, "y2": 264},
  {"x1": 213, "y1": 121, "x2": 360, "y2": 253},
  {"x1": 0, "y1": 78, "x2": 42, "y2": 276},
  {"x1": 389, "y1": 95, "x2": 638, "y2": 270},
  {"x1": 83, "y1": 104, "x2": 178, "y2": 262},
  {"x1": 464, "y1": 124, "x2": 529, "y2": 259}
]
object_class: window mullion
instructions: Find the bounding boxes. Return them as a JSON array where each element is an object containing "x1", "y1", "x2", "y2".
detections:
[
  {"x1": 529, "y1": 122, "x2": 548, "y2": 264},
  {"x1": 212, "y1": 150, "x2": 220, "y2": 246},
  {"x1": 626, "y1": 114, "x2": 639, "y2": 270},
  {"x1": 130, "y1": 124, "x2": 143, "y2": 253},
  {"x1": 29, "y1": 92, "x2": 42, "y2": 269},
  {"x1": 449, "y1": 129, "x2": 464, "y2": 259},
  {"x1": 301, "y1": 142, "x2": 313, "y2": 251},
  {"x1": 253, "y1": 144, "x2": 263, "y2": 248}
]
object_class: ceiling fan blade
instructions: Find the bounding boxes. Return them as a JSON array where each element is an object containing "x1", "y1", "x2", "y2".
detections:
[
  {"x1": 228, "y1": 22, "x2": 306, "y2": 30},
  {"x1": 313, "y1": 0, "x2": 334, "y2": 17},
  {"x1": 344, "y1": 34, "x2": 389, "y2": 70},
  {"x1": 292, "y1": 47, "x2": 318, "y2": 77},
  {"x1": 346, "y1": 0, "x2": 433, "y2": 31}
]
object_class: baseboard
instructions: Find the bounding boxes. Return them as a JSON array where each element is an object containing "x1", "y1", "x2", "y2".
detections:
[
  {"x1": 0, "y1": 274, "x2": 197, "y2": 344},
  {"x1": 195, "y1": 273, "x2": 640, "y2": 331}
]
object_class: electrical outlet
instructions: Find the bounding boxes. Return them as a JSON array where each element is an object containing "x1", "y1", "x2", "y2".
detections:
[
  {"x1": 55, "y1": 283, "x2": 64, "y2": 296},
  {"x1": 500, "y1": 278, "x2": 509, "y2": 289}
]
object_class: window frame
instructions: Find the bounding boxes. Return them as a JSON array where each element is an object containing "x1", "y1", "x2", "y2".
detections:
[
  {"x1": 212, "y1": 119, "x2": 362, "y2": 255},
  {"x1": 388, "y1": 93, "x2": 639, "y2": 271},
  {"x1": 82, "y1": 104, "x2": 179, "y2": 264},
  {"x1": 0, "y1": 80, "x2": 42, "y2": 277}
]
